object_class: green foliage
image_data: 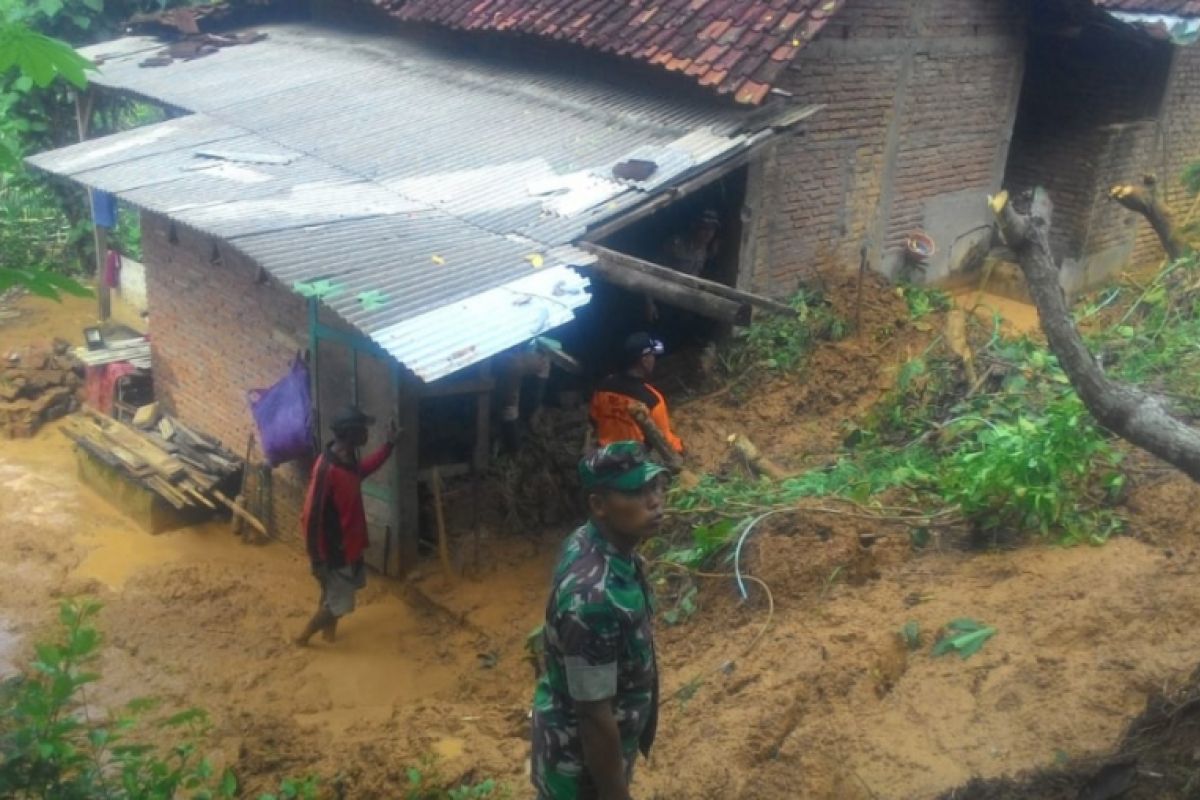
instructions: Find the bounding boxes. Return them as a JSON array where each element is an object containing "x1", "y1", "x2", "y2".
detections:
[
  {"x1": 939, "y1": 395, "x2": 1123, "y2": 544},
  {"x1": 403, "y1": 756, "x2": 509, "y2": 800},
  {"x1": 897, "y1": 284, "x2": 952, "y2": 320},
  {"x1": 1183, "y1": 160, "x2": 1200, "y2": 198},
  {"x1": 931, "y1": 618, "x2": 996, "y2": 659},
  {"x1": 900, "y1": 621, "x2": 921, "y2": 651},
  {"x1": 0, "y1": 22, "x2": 92, "y2": 90},
  {"x1": 0, "y1": 599, "x2": 315, "y2": 800},
  {"x1": 721, "y1": 289, "x2": 846, "y2": 376}
]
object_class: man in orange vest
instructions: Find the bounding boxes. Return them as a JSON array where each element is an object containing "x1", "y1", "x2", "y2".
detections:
[{"x1": 590, "y1": 333, "x2": 683, "y2": 460}]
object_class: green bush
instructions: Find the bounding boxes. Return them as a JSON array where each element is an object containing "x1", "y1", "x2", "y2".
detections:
[
  {"x1": 403, "y1": 756, "x2": 510, "y2": 800},
  {"x1": 0, "y1": 600, "x2": 316, "y2": 800},
  {"x1": 721, "y1": 289, "x2": 847, "y2": 376},
  {"x1": 938, "y1": 395, "x2": 1123, "y2": 544}
]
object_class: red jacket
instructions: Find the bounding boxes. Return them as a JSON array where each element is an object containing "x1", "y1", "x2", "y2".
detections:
[{"x1": 301, "y1": 443, "x2": 393, "y2": 567}]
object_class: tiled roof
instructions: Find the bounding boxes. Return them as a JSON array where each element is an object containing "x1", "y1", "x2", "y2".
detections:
[
  {"x1": 375, "y1": 0, "x2": 846, "y2": 105},
  {"x1": 1095, "y1": 1, "x2": 1200, "y2": 14}
]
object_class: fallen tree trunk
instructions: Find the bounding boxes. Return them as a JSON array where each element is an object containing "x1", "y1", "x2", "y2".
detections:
[
  {"x1": 629, "y1": 402, "x2": 685, "y2": 472},
  {"x1": 583, "y1": 243, "x2": 798, "y2": 317},
  {"x1": 990, "y1": 188, "x2": 1200, "y2": 482},
  {"x1": 1109, "y1": 175, "x2": 1189, "y2": 262},
  {"x1": 583, "y1": 249, "x2": 751, "y2": 324},
  {"x1": 729, "y1": 434, "x2": 789, "y2": 480}
]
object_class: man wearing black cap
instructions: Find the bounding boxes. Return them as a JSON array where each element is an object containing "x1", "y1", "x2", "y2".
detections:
[
  {"x1": 295, "y1": 406, "x2": 398, "y2": 646},
  {"x1": 532, "y1": 441, "x2": 666, "y2": 800},
  {"x1": 590, "y1": 333, "x2": 683, "y2": 461}
]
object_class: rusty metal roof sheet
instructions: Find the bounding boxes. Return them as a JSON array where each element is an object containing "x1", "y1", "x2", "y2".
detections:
[{"x1": 30, "y1": 23, "x2": 811, "y2": 381}]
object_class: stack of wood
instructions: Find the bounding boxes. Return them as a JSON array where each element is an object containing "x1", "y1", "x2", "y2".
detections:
[
  {"x1": 1, "y1": 340, "x2": 83, "y2": 438},
  {"x1": 63, "y1": 408, "x2": 242, "y2": 512},
  {"x1": 75, "y1": 337, "x2": 152, "y2": 370}
]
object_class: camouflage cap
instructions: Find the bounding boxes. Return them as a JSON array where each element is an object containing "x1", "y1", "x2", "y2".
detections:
[{"x1": 580, "y1": 441, "x2": 667, "y2": 492}]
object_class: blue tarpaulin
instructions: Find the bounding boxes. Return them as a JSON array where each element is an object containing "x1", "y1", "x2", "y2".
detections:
[{"x1": 89, "y1": 189, "x2": 117, "y2": 229}]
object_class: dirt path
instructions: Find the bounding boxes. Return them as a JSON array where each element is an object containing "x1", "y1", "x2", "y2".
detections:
[{"x1": 5, "y1": 288, "x2": 1200, "y2": 798}]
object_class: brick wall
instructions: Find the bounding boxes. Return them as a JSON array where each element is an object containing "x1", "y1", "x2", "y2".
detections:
[
  {"x1": 1004, "y1": 26, "x2": 1173, "y2": 266},
  {"x1": 142, "y1": 212, "x2": 311, "y2": 545},
  {"x1": 1144, "y1": 45, "x2": 1200, "y2": 267},
  {"x1": 747, "y1": 0, "x2": 1026, "y2": 295}
]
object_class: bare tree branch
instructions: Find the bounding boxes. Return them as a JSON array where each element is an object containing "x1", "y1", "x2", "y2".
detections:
[
  {"x1": 1109, "y1": 175, "x2": 1189, "y2": 262},
  {"x1": 989, "y1": 189, "x2": 1200, "y2": 482}
]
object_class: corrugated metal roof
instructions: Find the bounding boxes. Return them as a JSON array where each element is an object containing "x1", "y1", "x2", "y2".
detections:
[
  {"x1": 30, "y1": 23, "x2": 812, "y2": 381},
  {"x1": 1105, "y1": 9, "x2": 1200, "y2": 42}
]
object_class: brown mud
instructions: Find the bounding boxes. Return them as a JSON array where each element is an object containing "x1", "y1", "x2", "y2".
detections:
[{"x1": 4, "y1": 283, "x2": 1200, "y2": 798}]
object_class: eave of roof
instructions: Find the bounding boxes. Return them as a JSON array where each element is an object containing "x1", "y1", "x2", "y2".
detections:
[{"x1": 29, "y1": 23, "x2": 815, "y2": 381}]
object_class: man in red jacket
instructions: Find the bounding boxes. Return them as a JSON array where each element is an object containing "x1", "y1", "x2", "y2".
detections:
[{"x1": 295, "y1": 406, "x2": 397, "y2": 646}]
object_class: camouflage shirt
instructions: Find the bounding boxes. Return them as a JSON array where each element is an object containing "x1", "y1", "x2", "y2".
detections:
[{"x1": 531, "y1": 523, "x2": 659, "y2": 800}]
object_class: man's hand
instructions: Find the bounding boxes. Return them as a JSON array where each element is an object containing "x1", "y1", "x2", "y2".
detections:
[{"x1": 577, "y1": 699, "x2": 632, "y2": 800}]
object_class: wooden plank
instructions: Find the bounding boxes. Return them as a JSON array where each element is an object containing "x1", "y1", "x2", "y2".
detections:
[
  {"x1": 419, "y1": 376, "x2": 496, "y2": 398},
  {"x1": 391, "y1": 369, "x2": 421, "y2": 577},
  {"x1": 212, "y1": 490, "x2": 267, "y2": 537},
  {"x1": 582, "y1": 243, "x2": 796, "y2": 317},
  {"x1": 582, "y1": 255, "x2": 749, "y2": 323}
]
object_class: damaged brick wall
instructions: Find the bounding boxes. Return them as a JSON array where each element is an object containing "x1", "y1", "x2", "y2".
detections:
[
  {"x1": 142, "y1": 212, "x2": 310, "y2": 545},
  {"x1": 1147, "y1": 44, "x2": 1200, "y2": 266},
  {"x1": 747, "y1": 0, "x2": 1026, "y2": 296},
  {"x1": 1003, "y1": 25, "x2": 1173, "y2": 271}
]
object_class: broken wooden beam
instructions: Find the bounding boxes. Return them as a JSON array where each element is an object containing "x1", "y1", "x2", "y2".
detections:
[
  {"x1": 582, "y1": 243, "x2": 795, "y2": 317},
  {"x1": 212, "y1": 489, "x2": 268, "y2": 538},
  {"x1": 582, "y1": 252, "x2": 748, "y2": 324}
]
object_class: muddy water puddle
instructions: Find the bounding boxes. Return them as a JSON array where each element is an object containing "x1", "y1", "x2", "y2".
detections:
[{"x1": 952, "y1": 288, "x2": 1040, "y2": 335}]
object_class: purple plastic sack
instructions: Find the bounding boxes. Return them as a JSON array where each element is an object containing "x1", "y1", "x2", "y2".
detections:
[{"x1": 247, "y1": 357, "x2": 313, "y2": 467}]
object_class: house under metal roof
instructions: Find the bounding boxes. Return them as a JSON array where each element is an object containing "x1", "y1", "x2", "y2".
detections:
[{"x1": 29, "y1": 23, "x2": 816, "y2": 382}]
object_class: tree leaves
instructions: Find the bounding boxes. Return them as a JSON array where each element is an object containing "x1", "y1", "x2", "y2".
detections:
[
  {"x1": 0, "y1": 267, "x2": 93, "y2": 300},
  {"x1": 0, "y1": 23, "x2": 93, "y2": 89},
  {"x1": 932, "y1": 618, "x2": 996, "y2": 659}
]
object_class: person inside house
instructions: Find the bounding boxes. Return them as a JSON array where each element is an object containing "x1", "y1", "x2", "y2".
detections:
[
  {"x1": 495, "y1": 336, "x2": 580, "y2": 453},
  {"x1": 644, "y1": 208, "x2": 722, "y2": 322},
  {"x1": 589, "y1": 332, "x2": 684, "y2": 462},
  {"x1": 531, "y1": 441, "x2": 666, "y2": 800},
  {"x1": 295, "y1": 406, "x2": 398, "y2": 647}
]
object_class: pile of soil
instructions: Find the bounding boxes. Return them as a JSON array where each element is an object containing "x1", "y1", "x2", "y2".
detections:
[
  {"x1": 674, "y1": 271, "x2": 939, "y2": 477},
  {"x1": 7, "y1": 278, "x2": 1200, "y2": 799},
  {"x1": 0, "y1": 339, "x2": 83, "y2": 438},
  {"x1": 940, "y1": 664, "x2": 1200, "y2": 799}
]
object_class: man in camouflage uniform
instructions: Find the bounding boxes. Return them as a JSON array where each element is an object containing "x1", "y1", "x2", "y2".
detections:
[{"x1": 532, "y1": 441, "x2": 666, "y2": 800}]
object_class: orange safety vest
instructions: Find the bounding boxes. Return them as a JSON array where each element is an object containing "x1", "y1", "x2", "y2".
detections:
[{"x1": 590, "y1": 373, "x2": 683, "y2": 454}]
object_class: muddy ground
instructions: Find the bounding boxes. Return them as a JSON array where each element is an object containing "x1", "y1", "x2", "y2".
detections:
[{"x1": 4, "y1": 288, "x2": 1200, "y2": 799}]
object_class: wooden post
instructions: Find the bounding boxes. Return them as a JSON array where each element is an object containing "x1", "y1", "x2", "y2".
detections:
[
  {"x1": 473, "y1": 363, "x2": 491, "y2": 472},
  {"x1": 391, "y1": 367, "x2": 421, "y2": 575},
  {"x1": 307, "y1": 299, "x2": 322, "y2": 442},
  {"x1": 431, "y1": 467, "x2": 454, "y2": 582},
  {"x1": 75, "y1": 90, "x2": 109, "y2": 321}
]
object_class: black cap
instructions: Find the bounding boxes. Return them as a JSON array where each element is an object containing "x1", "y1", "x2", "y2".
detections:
[
  {"x1": 623, "y1": 332, "x2": 664, "y2": 366},
  {"x1": 330, "y1": 405, "x2": 374, "y2": 433}
]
